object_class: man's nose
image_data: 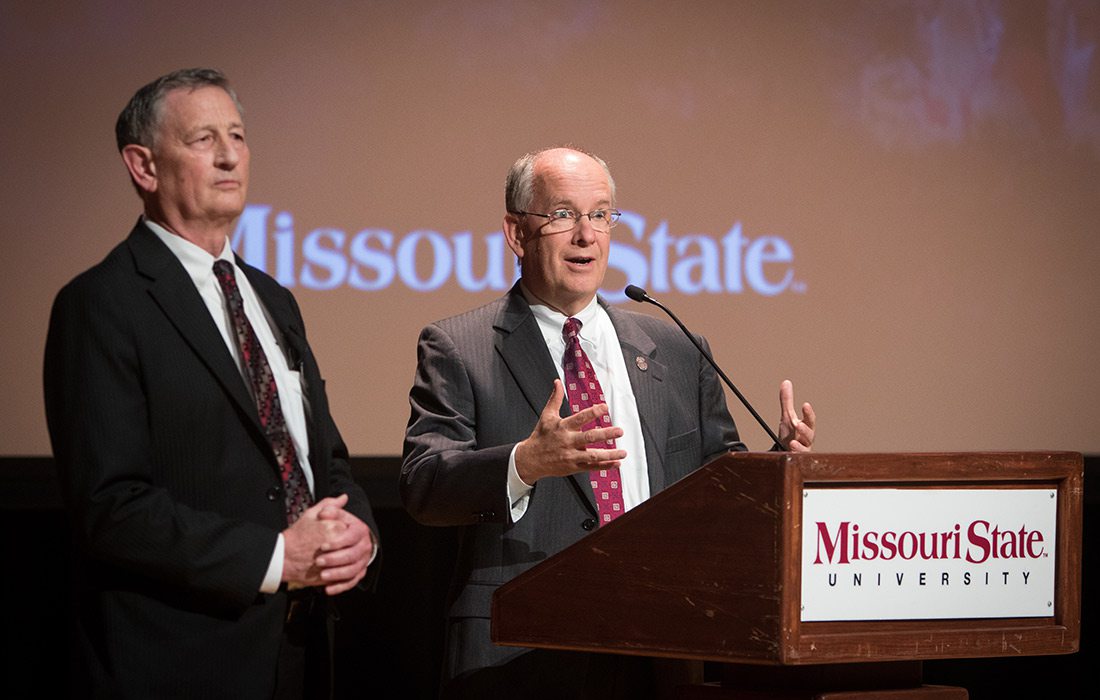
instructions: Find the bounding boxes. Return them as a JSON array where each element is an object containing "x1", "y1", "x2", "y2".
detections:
[
  {"x1": 214, "y1": 135, "x2": 241, "y2": 168},
  {"x1": 572, "y1": 216, "x2": 598, "y2": 245}
]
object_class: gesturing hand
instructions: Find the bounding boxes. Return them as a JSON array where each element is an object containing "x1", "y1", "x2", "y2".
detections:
[
  {"x1": 778, "y1": 379, "x2": 816, "y2": 452},
  {"x1": 515, "y1": 379, "x2": 627, "y2": 485}
]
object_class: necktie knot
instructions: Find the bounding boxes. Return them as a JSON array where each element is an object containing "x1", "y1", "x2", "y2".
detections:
[
  {"x1": 563, "y1": 317, "x2": 582, "y2": 343},
  {"x1": 212, "y1": 259, "x2": 235, "y2": 283}
]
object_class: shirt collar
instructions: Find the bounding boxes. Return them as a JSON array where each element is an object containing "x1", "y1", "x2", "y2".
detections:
[
  {"x1": 520, "y1": 282, "x2": 604, "y2": 344},
  {"x1": 145, "y1": 217, "x2": 234, "y2": 287}
]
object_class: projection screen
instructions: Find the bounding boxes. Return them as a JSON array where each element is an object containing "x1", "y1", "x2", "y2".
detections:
[{"x1": 3, "y1": 0, "x2": 1098, "y2": 457}]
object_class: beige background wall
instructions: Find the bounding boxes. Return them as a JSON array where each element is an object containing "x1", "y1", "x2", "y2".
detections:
[{"x1": 3, "y1": 0, "x2": 1097, "y2": 456}]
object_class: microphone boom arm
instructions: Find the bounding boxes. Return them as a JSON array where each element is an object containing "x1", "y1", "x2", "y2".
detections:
[{"x1": 624, "y1": 285, "x2": 783, "y2": 449}]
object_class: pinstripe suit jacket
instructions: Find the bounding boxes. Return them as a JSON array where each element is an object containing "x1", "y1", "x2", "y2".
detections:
[{"x1": 401, "y1": 283, "x2": 743, "y2": 684}]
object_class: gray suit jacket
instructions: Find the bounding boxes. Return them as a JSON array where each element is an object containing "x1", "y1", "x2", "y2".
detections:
[{"x1": 401, "y1": 283, "x2": 743, "y2": 684}]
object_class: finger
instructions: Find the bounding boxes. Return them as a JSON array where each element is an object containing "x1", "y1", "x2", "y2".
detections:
[
  {"x1": 562, "y1": 402, "x2": 610, "y2": 431},
  {"x1": 588, "y1": 460, "x2": 623, "y2": 471},
  {"x1": 317, "y1": 505, "x2": 349, "y2": 521},
  {"x1": 579, "y1": 448, "x2": 627, "y2": 465},
  {"x1": 801, "y1": 401, "x2": 816, "y2": 430},
  {"x1": 788, "y1": 439, "x2": 810, "y2": 453},
  {"x1": 314, "y1": 493, "x2": 349, "y2": 511},
  {"x1": 301, "y1": 493, "x2": 348, "y2": 519},
  {"x1": 316, "y1": 540, "x2": 369, "y2": 567},
  {"x1": 779, "y1": 380, "x2": 798, "y2": 424},
  {"x1": 575, "y1": 425, "x2": 624, "y2": 449},
  {"x1": 324, "y1": 568, "x2": 367, "y2": 596},
  {"x1": 540, "y1": 379, "x2": 565, "y2": 421},
  {"x1": 795, "y1": 420, "x2": 814, "y2": 451},
  {"x1": 318, "y1": 521, "x2": 365, "y2": 552},
  {"x1": 316, "y1": 495, "x2": 352, "y2": 520},
  {"x1": 320, "y1": 557, "x2": 369, "y2": 580},
  {"x1": 320, "y1": 566, "x2": 365, "y2": 593},
  {"x1": 796, "y1": 418, "x2": 814, "y2": 439},
  {"x1": 317, "y1": 509, "x2": 359, "y2": 526}
]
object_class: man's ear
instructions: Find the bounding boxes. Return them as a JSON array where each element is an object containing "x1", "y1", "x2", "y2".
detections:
[
  {"x1": 502, "y1": 213, "x2": 525, "y2": 261},
  {"x1": 121, "y1": 144, "x2": 157, "y2": 194}
]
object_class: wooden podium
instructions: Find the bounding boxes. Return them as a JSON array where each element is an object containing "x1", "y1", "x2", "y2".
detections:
[{"x1": 491, "y1": 452, "x2": 1083, "y2": 698}]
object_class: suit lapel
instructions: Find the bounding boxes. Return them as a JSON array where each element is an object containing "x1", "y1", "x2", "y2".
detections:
[
  {"x1": 493, "y1": 286, "x2": 561, "y2": 418},
  {"x1": 239, "y1": 259, "x2": 304, "y2": 375},
  {"x1": 606, "y1": 304, "x2": 671, "y2": 494},
  {"x1": 127, "y1": 223, "x2": 262, "y2": 434}
]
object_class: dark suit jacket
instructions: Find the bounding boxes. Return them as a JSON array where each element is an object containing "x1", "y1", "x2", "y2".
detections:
[
  {"x1": 44, "y1": 220, "x2": 375, "y2": 699},
  {"x1": 401, "y1": 283, "x2": 744, "y2": 688}
]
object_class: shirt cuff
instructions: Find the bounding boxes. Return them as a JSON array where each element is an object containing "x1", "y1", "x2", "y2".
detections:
[
  {"x1": 507, "y1": 443, "x2": 533, "y2": 522},
  {"x1": 367, "y1": 528, "x2": 380, "y2": 565},
  {"x1": 260, "y1": 533, "x2": 285, "y2": 594}
]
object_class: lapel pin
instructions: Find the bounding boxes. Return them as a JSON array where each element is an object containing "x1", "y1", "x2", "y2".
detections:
[{"x1": 635, "y1": 356, "x2": 648, "y2": 371}]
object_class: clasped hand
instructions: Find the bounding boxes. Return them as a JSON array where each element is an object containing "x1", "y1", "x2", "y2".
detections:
[{"x1": 282, "y1": 493, "x2": 374, "y2": 595}]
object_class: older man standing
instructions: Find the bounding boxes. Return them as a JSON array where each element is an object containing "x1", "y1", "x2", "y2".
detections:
[
  {"x1": 44, "y1": 68, "x2": 376, "y2": 699},
  {"x1": 402, "y1": 146, "x2": 815, "y2": 697}
]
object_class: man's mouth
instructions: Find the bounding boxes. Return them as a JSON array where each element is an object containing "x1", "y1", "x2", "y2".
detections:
[{"x1": 566, "y1": 256, "x2": 594, "y2": 266}]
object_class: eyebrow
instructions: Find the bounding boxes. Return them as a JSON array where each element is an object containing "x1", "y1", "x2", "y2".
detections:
[
  {"x1": 183, "y1": 121, "x2": 246, "y2": 137},
  {"x1": 546, "y1": 199, "x2": 612, "y2": 210}
]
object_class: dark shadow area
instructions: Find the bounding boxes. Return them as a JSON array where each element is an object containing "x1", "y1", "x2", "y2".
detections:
[{"x1": 1, "y1": 455, "x2": 1092, "y2": 699}]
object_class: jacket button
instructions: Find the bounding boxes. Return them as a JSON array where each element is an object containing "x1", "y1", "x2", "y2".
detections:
[
  {"x1": 266, "y1": 486, "x2": 283, "y2": 501},
  {"x1": 581, "y1": 518, "x2": 597, "y2": 531}
]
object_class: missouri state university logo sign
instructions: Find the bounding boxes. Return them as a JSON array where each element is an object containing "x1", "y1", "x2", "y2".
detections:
[{"x1": 800, "y1": 488, "x2": 1057, "y2": 621}]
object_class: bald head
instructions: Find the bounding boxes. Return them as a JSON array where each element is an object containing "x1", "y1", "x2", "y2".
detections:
[{"x1": 505, "y1": 147, "x2": 616, "y2": 215}]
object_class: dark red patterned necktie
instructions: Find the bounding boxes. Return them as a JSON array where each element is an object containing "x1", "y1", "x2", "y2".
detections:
[
  {"x1": 213, "y1": 260, "x2": 312, "y2": 524},
  {"x1": 562, "y1": 317, "x2": 624, "y2": 525}
]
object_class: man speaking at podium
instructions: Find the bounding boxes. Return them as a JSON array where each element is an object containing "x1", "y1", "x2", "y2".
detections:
[{"x1": 401, "y1": 146, "x2": 815, "y2": 698}]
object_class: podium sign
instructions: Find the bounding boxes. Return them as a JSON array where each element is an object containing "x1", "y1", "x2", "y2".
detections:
[{"x1": 800, "y1": 488, "x2": 1058, "y2": 621}]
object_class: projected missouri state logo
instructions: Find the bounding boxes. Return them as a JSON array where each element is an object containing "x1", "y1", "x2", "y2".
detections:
[{"x1": 232, "y1": 205, "x2": 806, "y2": 302}]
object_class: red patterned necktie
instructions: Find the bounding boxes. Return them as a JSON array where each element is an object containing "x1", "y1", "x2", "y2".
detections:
[
  {"x1": 562, "y1": 317, "x2": 624, "y2": 525},
  {"x1": 213, "y1": 260, "x2": 313, "y2": 524}
]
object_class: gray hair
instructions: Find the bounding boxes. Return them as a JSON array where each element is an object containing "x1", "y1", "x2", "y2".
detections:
[
  {"x1": 504, "y1": 146, "x2": 616, "y2": 213},
  {"x1": 115, "y1": 68, "x2": 242, "y2": 151}
]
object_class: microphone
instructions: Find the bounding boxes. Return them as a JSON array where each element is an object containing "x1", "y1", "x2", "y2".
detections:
[{"x1": 624, "y1": 284, "x2": 782, "y2": 449}]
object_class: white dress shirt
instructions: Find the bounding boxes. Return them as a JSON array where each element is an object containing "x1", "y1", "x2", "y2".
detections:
[
  {"x1": 147, "y1": 220, "x2": 313, "y2": 593},
  {"x1": 507, "y1": 288, "x2": 651, "y2": 521}
]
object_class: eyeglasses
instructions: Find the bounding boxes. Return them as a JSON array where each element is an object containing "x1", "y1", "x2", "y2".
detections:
[{"x1": 510, "y1": 208, "x2": 622, "y2": 234}]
